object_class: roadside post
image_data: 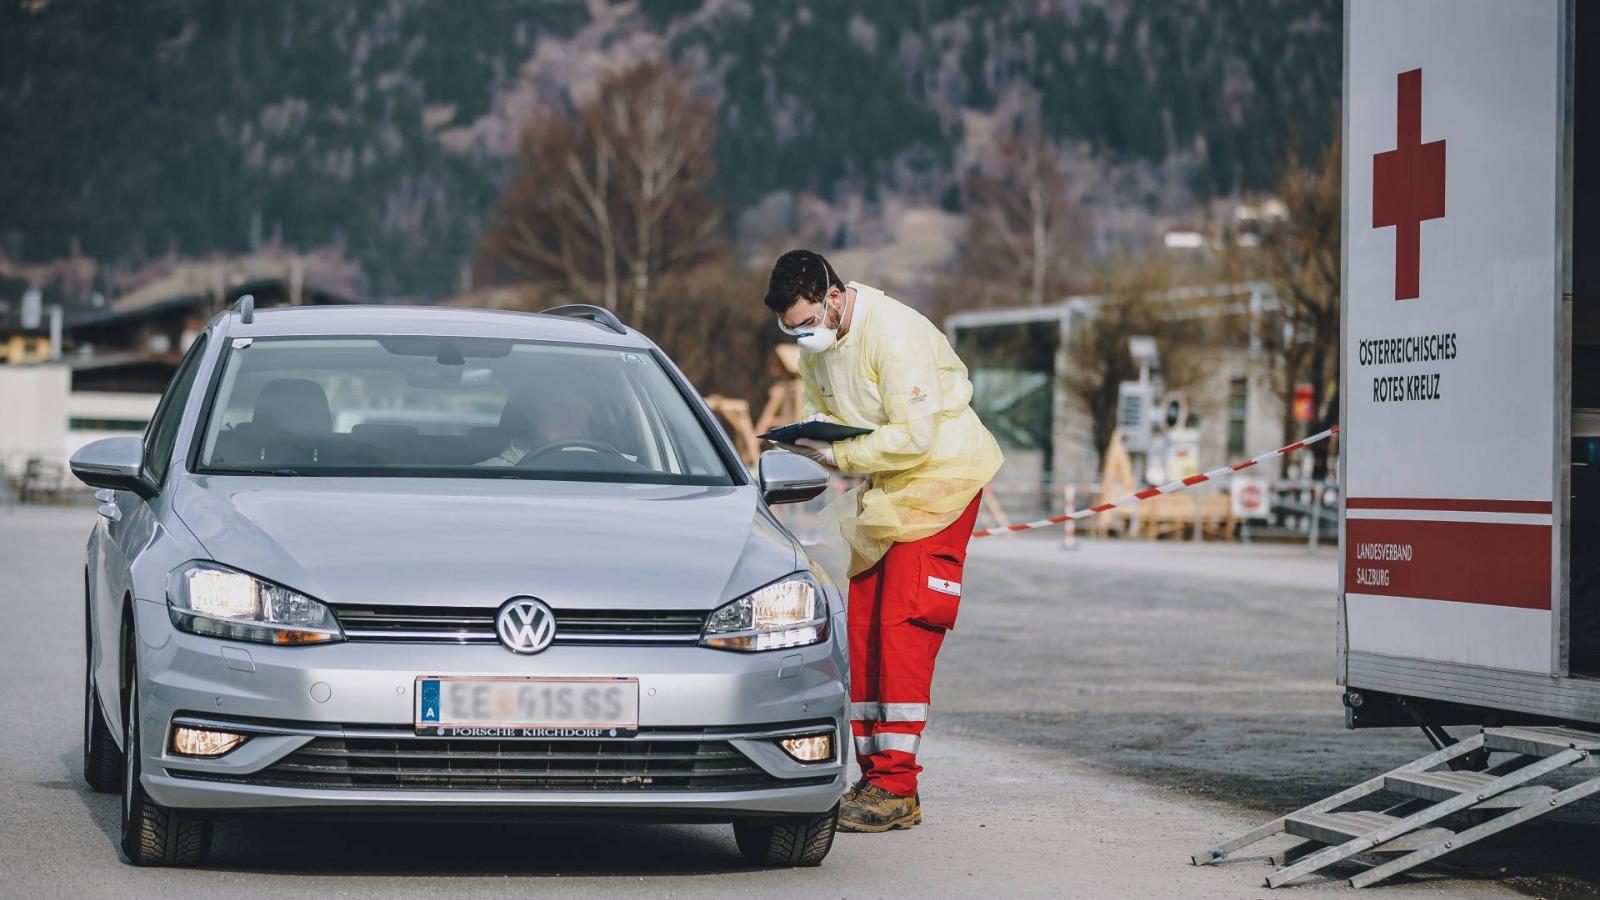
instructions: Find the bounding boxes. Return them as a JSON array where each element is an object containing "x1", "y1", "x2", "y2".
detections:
[
  {"x1": 1307, "y1": 481, "x2": 1324, "y2": 551},
  {"x1": 1061, "y1": 484, "x2": 1078, "y2": 550}
]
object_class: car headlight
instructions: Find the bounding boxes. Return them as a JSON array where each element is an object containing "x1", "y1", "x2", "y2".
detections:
[
  {"x1": 700, "y1": 574, "x2": 828, "y2": 651},
  {"x1": 166, "y1": 561, "x2": 343, "y2": 645}
]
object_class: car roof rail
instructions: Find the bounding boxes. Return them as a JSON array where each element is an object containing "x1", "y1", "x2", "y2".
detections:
[
  {"x1": 540, "y1": 304, "x2": 627, "y2": 335},
  {"x1": 234, "y1": 293, "x2": 255, "y2": 324}
]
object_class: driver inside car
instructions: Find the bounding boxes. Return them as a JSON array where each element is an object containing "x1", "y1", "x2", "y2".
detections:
[{"x1": 478, "y1": 389, "x2": 592, "y2": 467}]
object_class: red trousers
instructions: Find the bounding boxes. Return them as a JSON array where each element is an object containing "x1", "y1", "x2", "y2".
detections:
[{"x1": 848, "y1": 493, "x2": 982, "y2": 797}]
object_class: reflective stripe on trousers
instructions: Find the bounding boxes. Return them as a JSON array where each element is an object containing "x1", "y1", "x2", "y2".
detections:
[
  {"x1": 854, "y1": 732, "x2": 922, "y2": 755},
  {"x1": 850, "y1": 701, "x2": 930, "y2": 723}
]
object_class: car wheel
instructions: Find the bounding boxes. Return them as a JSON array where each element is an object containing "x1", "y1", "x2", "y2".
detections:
[
  {"x1": 119, "y1": 650, "x2": 211, "y2": 866},
  {"x1": 82, "y1": 652, "x2": 122, "y2": 793},
  {"x1": 733, "y1": 803, "x2": 839, "y2": 867}
]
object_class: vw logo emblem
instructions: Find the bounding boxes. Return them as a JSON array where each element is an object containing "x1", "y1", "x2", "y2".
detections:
[{"x1": 495, "y1": 597, "x2": 557, "y2": 654}]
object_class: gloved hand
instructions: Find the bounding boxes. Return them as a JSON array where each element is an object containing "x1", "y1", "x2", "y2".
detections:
[{"x1": 793, "y1": 437, "x2": 836, "y2": 467}]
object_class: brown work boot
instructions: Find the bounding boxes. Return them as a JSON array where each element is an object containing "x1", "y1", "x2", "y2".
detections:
[{"x1": 838, "y1": 782, "x2": 921, "y2": 832}]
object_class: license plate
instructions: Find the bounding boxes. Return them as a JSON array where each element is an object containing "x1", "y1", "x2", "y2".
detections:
[{"x1": 415, "y1": 676, "x2": 639, "y2": 737}]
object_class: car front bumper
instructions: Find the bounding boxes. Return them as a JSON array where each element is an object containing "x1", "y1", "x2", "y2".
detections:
[{"x1": 132, "y1": 599, "x2": 847, "y2": 816}]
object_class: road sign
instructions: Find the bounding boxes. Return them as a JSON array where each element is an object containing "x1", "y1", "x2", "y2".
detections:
[
  {"x1": 1231, "y1": 477, "x2": 1271, "y2": 520},
  {"x1": 1162, "y1": 393, "x2": 1188, "y2": 429},
  {"x1": 1293, "y1": 384, "x2": 1314, "y2": 423},
  {"x1": 1165, "y1": 427, "x2": 1201, "y2": 480},
  {"x1": 1117, "y1": 381, "x2": 1155, "y2": 453}
]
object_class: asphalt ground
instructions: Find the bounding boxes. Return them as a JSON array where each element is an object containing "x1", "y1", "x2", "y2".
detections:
[{"x1": 1, "y1": 504, "x2": 1594, "y2": 897}]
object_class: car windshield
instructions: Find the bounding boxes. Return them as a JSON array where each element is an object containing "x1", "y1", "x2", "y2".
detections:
[{"x1": 194, "y1": 336, "x2": 734, "y2": 485}]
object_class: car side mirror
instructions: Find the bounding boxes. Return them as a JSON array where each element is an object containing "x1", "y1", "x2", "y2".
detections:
[
  {"x1": 758, "y1": 449, "x2": 829, "y2": 505},
  {"x1": 70, "y1": 436, "x2": 155, "y2": 498}
]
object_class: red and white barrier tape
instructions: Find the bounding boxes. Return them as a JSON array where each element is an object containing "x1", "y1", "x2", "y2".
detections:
[{"x1": 972, "y1": 425, "x2": 1341, "y2": 538}]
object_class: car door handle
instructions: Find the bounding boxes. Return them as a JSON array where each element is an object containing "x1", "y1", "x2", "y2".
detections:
[{"x1": 94, "y1": 489, "x2": 121, "y2": 522}]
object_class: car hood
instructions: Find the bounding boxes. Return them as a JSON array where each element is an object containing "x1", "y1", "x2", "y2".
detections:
[{"x1": 172, "y1": 475, "x2": 799, "y2": 611}]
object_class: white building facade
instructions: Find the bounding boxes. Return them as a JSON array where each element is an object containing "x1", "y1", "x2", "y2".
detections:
[
  {"x1": 0, "y1": 364, "x2": 159, "y2": 489},
  {"x1": 944, "y1": 283, "x2": 1294, "y2": 516}
]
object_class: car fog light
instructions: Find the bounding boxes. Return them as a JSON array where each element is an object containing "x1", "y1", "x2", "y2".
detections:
[
  {"x1": 778, "y1": 733, "x2": 833, "y2": 763},
  {"x1": 171, "y1": 726, "x2": 247, "y2": 757}
]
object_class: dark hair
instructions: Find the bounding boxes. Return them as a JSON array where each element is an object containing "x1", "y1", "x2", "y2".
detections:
[{"x1": 763, "y1": 249, "x2": 843, "y2": 314}]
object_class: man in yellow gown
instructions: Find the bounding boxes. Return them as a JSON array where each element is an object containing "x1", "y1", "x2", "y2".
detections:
[{"x1": 765, "y1": 249, "x2": 1004, "y2": 832}]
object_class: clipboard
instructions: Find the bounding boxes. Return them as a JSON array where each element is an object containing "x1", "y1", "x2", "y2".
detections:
[{"x1": 758, "y1": 421, "x2": 874, "y2": 444}]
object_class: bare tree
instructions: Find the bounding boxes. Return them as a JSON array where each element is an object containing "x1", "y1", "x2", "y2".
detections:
[
  {"x1": 1247, "y1": 135, "x2": 1341, "y2": 479},
  {"x1": 956, "y1": 132, "x2": 1086, "y2": 309},
  {"x1": 478, "y1": 61, "x2": 721, "y2": 326},
  {"x1": 646, "y1": 261, "x2": 777, "y2": 406},
  {"x1": 1060, "y1": 260, "x2": 1205, "y2": 469}
]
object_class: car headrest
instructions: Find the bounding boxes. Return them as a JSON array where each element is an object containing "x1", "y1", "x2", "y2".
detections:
[
  {"x1": 253, "y1": 378, "x2": 333, "y2": 435},
  {"x1": 498, "y1": 394, "x2": 533, "y2": 433}
]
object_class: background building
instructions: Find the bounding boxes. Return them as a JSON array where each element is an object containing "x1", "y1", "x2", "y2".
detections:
[
  {"x1": 946, "y1": 283, "x2": 1291, "y2": 517},
  {"x1": 0, "y1": 254, "x2": 357, "y2": 488}
]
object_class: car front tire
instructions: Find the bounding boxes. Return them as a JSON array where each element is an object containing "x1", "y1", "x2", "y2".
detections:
[
  {"x1": 119, "y1": 652, "x2": 211, "y2": 866},
  {"x1": 733, "y1": 803, "x2": 839, "y2": 867}
]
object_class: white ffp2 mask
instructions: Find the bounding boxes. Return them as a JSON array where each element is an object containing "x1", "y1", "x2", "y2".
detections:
[
  {"x1": 793, "y1": 294, "x2": 842, "y2": 353},
  {"x1": 795, "y1": 322, "x2": 838, "y2": 353}
]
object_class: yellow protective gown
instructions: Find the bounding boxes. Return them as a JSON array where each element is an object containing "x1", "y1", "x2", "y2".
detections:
[{"x1": 799, "y1": 282, "x2": 1004, "y2": 577}]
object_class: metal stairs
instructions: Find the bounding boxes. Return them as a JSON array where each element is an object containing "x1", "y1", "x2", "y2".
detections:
[{"x1": 1191, "y1": 726, "x2": 1600, "y2": 888}]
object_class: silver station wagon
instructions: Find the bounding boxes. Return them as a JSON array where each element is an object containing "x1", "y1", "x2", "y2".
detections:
[{"x1": 71, "y1": 301, "x2": 845, "y2": 868}]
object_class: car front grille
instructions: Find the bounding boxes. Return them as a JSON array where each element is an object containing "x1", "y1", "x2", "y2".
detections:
[
  {"x1": 332, "y1": 605, "x2": 707, "y2": 646},
  {"x1": 175, "y1": 734, "x2": 831, "y2": 792}
]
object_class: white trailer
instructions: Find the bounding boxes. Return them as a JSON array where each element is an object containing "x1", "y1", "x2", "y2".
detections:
[
  {"x1": 1336, "y1": 0, "x2": 1597, "y2": 730},
  {"x1": 1195, "y1": 0, "x2": 1600, "y2": 886}
]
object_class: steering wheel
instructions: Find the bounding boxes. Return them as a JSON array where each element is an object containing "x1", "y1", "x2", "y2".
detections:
[{"x1": 517, "y1": 438, "x2": 625, "y2": 466}]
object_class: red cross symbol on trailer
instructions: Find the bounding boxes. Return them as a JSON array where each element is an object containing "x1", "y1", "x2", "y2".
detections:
[{"x1": 1372, "y1": 68, "x2": 1447, "y2": 301}]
